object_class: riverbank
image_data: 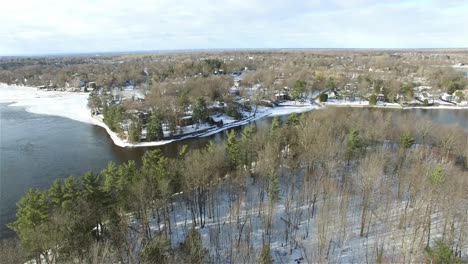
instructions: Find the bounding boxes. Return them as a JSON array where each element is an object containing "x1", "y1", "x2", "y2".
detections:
[
  {"x1": 321, "y1": 99, "x2": 468, "y2": 110},
  {"x1": 1, "y1": 84, "x2": 466, "y2": 148},
  {"x1": 90, "y1": 103, "x2": 319, "y2": 148}
]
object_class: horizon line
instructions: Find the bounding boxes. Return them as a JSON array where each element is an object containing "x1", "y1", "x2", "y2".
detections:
[{"x1": 2, "y1": 47, "x2": 468, "y2": 58}]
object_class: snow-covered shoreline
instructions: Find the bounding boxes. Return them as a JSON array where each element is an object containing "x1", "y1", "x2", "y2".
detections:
[
  {"x1": 0, "y1": 83, "x2": 94, "y2": 123},
  {"x1": 0, "y1": 84, "x2": 319, "y2": 148},
  {"x1": 90, "y1": 104, "x2": 319, "y2": 148},
  {"x1": 322, "y1": 99, "x2": 468, "y2": 110},
  {"x1": 1, "y1": 84, "x2": 466, "y2": 148}
]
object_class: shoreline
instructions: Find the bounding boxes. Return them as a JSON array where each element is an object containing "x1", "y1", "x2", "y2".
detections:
[
  {"x1": 1, "y1": 83, "x2": 467, "y2": 148},
  {"x1": 322, "y1": 101, "x2": 468, "y2": 110},
  {"x1": 90, "y1": 104, "x2": 318, "y2": 148}
]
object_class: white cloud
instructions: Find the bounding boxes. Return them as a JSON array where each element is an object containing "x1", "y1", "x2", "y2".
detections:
[{"x1": 0, "y1": 0, "x2": 467, "y2": 55}]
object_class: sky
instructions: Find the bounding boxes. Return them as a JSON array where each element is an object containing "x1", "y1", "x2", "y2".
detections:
[{"x1": 1, "y1": 0, "x2": 467, "y2": 55}]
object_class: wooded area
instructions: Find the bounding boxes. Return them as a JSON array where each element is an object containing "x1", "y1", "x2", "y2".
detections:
[{"x1": 5, "y1": 108, "x2": 467, "y2": 263}]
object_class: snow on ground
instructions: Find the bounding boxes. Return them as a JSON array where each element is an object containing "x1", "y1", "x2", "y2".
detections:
[
  {"x1": 323, "y1": 99, "x2": 402, "y2": 109},
  {"x1": 140, "y1": 162, "x2": 467, "y2": 263},
  {"x1": 0, "y1": 83, "x2": 93, "y2": 124}
]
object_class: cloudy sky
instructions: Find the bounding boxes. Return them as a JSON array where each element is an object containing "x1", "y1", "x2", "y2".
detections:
[{"x1": 1, "y1": 0, "x2": 467, "y2": 55}]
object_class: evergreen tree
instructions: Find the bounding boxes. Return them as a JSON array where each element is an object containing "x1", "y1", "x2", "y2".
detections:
[
  {"x1": 286, "y1": 112, "x2": 300, "y2": 126},
  {"x1": 346, "y1": 129, "x2": 362, "y2": 162},
  {"x1": 103, "y1": 104, "x2": 124, "y2": 132},
  {"x1": 48, "y1": 179, "x2": 63, "y2": 207},
  {"x1": 128, "y1": 120, "x2": 142, "y2": 143},
  {"x1": 183, "y1": 228, "x2": 206, "y2": 264},
  {"x1": 193, "y1": 97, "x2": 208, "y2": 124},
  {"x1": 87, "y1": 93, "x2": 102, "y2": 113},
  {"x1": 291, "y1": 80, "x2": 306, "y2": 101},
  {"x1": 258, "y1": 244, "x2": 274, "y2": 264},
  {"x1": 400, "y1": 132, "x2": 415, "y2": 149},
  {"x1": 8, "y1": 189, "x2": 50, "y2": 261},
  {"x1": 271, "y1": 116, "x2": 281, "y2": 131},
  {"x1": 430, "y1": 165, "x2": 445, "y2": 186},
  {"x1": 369, "y1": 94, "x2": 377, "y2": 105},
  {"x1": 426, "y1": 239, "x2": 462, "y2": 264},
  {"x1": 240, "y1": 124, "x2": 255, "y2": 167},
  {"x1": 142, "y1": 236, "x2": 171, "y2": 264},
  {"x1": 61, "y1": 176, "x2": 79, "y2": 211},
  {"x1": 268, "y1": 173, "x2": 280, "y2": 204},
  {"x1": 226, "y1": 130, "x2": 240, "y2": 169},
  {"x1": 147, "y1": 113, "x2": 164, "y2": 141}
]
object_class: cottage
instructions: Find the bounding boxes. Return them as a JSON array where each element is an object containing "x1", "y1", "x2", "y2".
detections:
[
  {"x1": 85, "y1": 82, "x2": 96, "y2": 92},
  {"x1": 177, "y1": 116, "x2": 194, "y2": 127},
  {"x1": 327, "y1": 90, "x2": 339, "y2": 99},
  {"x1": 275, "y1": 92, "x2": 290, "y2": 101},
  {"x1": 441, "y1": 93, "x2": 454, "y2": 102},
  {"x1": 376, "y1": 93, "x2": 386, "y2": 101}
]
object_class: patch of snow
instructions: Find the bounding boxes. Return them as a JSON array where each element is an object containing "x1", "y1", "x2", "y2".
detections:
[{"x1": 0, "y1": 83, "x2": 93, "y2": 124}]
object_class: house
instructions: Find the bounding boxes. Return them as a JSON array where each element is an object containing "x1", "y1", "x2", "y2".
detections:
[
  {"x1": 85, "y1": 82, "x2": 96, "y2": 92},
  {"x1": 275, "y1": 92, "x2": 290, "y2": 101},
  {"x1": 327, "y1": 90, "x2": 339, "y2": 99},
  {"x1": 376, "y1": 93, "x2": 386, "y2": 101},
  {"x1": 177, "y1": 116, "x2": 193, "y2": 127},
  {"x1": 441, "y1": 93, "x2": 454, "y2": 102},
  {"x1": 138, "y1": 112, "x2": 150, "y2": 125},
  {"x1": 419, "y1": 92, "x2": 433, "y2": 101}
]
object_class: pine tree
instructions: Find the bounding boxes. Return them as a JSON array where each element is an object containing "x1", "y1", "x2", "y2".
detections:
[
  {"x1": 258, "y1": 244, "x2": 274, "y2": 264},
  {"x1": 271, "y1": 116, "x2": 281, "y2": 131},
  {"x1": 193, "y1": 96, "x2": 208, "y2": 124},
  {"x1": 226, "y1": 130, "x2": 240, "y2": 169},
  {"x1": 346, "y1": 129, "x2": 362, "y2": 162},
  {"x1": 183, "y1": 228, "x2": 206, "y2": 264},
  {"x1": 268, "y1": 173, "x2": 280, "y2": 204},
  {"x1": 128, "y1": 120, "x2": 142, "y2": 143},
  {"x1": 286, "y1": 112, "x2": 300, "y2": 126},
  {"x1": 142, "y1": 236, "x2": 171, "y2": 264},
  {"x1": 240, "y1": 124, "x2": 255, "y2": 167},
  {"x1": 426, "y1": 239, "x2": 462, "y2": 264},
  {"x1": 8, "y1": 189, "x2": 50, "y2": 261},
  {"x1": 147, "y1": 113, "x2": 164, "y2": 141},
  {"x1": 400, "y1": 131, "x2": 415, "y2": 149},
  {"x1": 369, "y1": 94, "x2": 377, "y2": 105}
]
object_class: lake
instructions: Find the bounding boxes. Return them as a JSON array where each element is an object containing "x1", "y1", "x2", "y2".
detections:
[{"x1": 0, "y1": 104, "x2": 466, "y2": 239}]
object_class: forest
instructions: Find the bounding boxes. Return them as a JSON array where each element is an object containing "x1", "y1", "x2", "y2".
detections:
[{"x1": 3, "y1": 108, "x2": 467, "y2": 264}]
